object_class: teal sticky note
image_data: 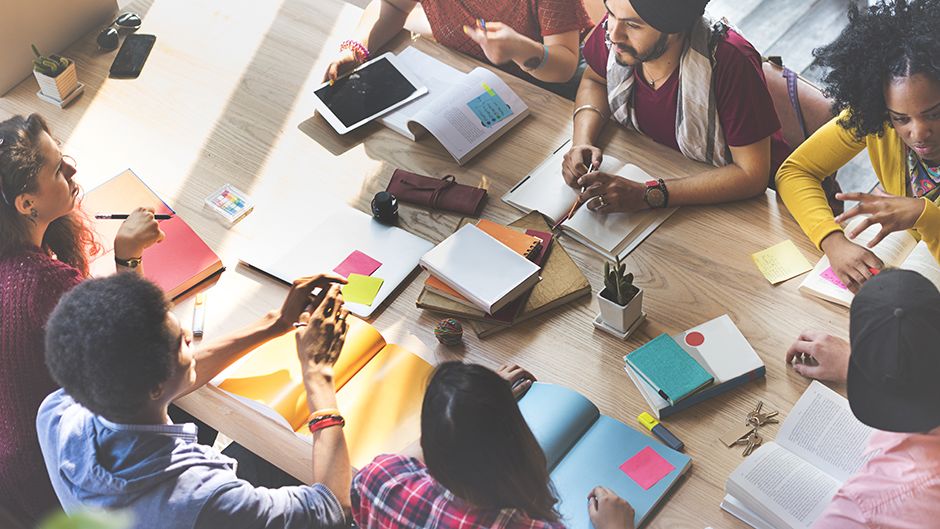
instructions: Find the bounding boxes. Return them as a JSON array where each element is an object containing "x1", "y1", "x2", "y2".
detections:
[
  {"x1": 625, "y1": 334, "x2": 713, "y2": 404},
  {"x1": 467, "y1": 89, "x2": 512, "y2": 128},
  {"x1": 342, "y1": 274, "x2": 384, "y2": 306}
]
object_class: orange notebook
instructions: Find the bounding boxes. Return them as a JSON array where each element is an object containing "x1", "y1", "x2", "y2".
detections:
[
  {"x1": 424, "y1": 219, "x2": 540, "y2": 304},
  {"x1": 215, "y1": 317, "x2": 433, "y2": 468},
  {"x1": 83, "y1": 170, "x2": 224, "y2": 299}
]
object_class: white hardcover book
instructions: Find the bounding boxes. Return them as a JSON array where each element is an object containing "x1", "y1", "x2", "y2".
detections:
[
  {"x1": 624, "y1": 315, "x2": 765, "y2": 418},
  {"x1": 419, "y1": 224, "x2": 541, "y2": 314},
  {"x1": 503, "y1": 140, "x2": 675, "y2": 260}
]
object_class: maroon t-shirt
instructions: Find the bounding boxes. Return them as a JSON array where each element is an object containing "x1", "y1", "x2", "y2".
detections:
[{"x1": 582, "y1": 19, "x2": 791, "y2": 177}]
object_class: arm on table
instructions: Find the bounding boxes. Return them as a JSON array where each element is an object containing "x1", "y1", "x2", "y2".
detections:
[
  {"x1": 562, "y1": 67, "x2": 611, "y2": 186},
  {"x1": 324, "y1": 0, "x2": 418, "y2": 82}
]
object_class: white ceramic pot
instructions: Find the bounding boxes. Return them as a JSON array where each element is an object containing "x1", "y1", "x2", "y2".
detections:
[
  {"x1": 597, "y1": 287, "x2": 643, "y2": 333},
  {"x1": 34, "y1": 61, "x2": 78, "y2": 101}
]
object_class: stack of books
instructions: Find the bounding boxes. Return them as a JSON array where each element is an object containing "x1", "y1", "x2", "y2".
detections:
[
  {"x1": 417, "y1": 212, "x2": 591, "y2": 337},
  {"x1": 624, "y1": 315, "x2": 765, "y2": 418}
]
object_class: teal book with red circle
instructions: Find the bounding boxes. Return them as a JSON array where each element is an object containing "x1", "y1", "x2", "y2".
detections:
[
  {"x1": 625, "y1": 315, "x2": 766, "y2": 418},
  {"x1": 626, "y1": 333, "x2": 714, "y2": 406}
]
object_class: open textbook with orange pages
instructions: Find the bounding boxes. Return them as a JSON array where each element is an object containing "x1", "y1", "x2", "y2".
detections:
[{"x1": 211, "y1": 318, "x2": 433, "y2": 468}]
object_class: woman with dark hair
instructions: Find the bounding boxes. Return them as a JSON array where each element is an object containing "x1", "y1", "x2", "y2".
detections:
[
  {"x1": 351, "y1": 362, "x2": 635, "y2": 529},
  {"x1": 0, "y1": 114, "x2": 162, "y2": 525},
  {"x1": 776, "y1": 0, "x2": 940, "y2": 293}
]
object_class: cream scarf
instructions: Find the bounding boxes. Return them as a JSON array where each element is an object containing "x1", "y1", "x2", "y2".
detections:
[{"x1": 606, "y1": 16, "x2": 731, "y2": 167}]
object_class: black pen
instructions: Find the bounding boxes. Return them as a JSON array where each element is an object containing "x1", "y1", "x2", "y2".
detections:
[{"x1": 95, "y1": 213, "x2": 172, "y2": 220}]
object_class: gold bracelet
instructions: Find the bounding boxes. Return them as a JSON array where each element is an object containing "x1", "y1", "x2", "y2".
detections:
[
  {"x1": 306, "y1": 408, "x2": 340, "y2": 423},
  {"x1": 573, "y1": 104, "x2": 604, "y2": 120}
]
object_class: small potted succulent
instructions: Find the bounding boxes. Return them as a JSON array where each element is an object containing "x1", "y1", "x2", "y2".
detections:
[
  {"x1": 32, "y1": 44, "x2": 79, "y2": 103},
  {"x1": 597, "y1": 256, "x2": 643, "y2": 334}
]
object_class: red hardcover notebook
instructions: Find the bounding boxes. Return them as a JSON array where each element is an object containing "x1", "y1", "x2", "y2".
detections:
[{"x1": 83, "y1": 170, "x2": 223, "y2": 299}]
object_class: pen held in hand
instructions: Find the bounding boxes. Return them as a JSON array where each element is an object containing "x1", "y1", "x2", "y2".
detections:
[
  {"x1": 95, "y1": 213, "x2": 172, "y2": 220},
  {"x1": 552, "y1": 162, "x2": 597, "y2": 230}
]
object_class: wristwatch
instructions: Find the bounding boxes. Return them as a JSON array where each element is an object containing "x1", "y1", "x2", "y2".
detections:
[
  {"x1": 115, "y1": 256, "x2": 142, "y2": 269},
  {"x1": 643, "y1": 179, "x2": 668, "y2": 209}
]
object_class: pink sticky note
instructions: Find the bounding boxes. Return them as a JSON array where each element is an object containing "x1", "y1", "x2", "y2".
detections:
[
  {"x1": 619, "y1": 446, "x2": 675, "y2": 490},
  {"x1": 820, "y1": 266, "x2": 847, "y2": 289},
  {"x1": 333, "y1": 251, "x2": 382, "y2": 278}
]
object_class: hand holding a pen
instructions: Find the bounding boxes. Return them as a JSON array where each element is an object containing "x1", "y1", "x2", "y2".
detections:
[
  {"x1": 562, "y1": 144, "x2": 603, "y2": 187},
  {"x1": 463, "y1": 20, "x2": 527, "y2": 66},
  {"x1": 578, "y1": 171, "x2": 647, "y2": 214},
  {"x1": 113, "y1": 207, "x2": 166, "y2": 262},
  {"x1": 588, "y1": 486, "x2": 636, "y2": 529}
]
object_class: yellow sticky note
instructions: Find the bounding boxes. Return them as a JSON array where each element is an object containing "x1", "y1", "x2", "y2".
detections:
[
  {"x1": 751, "y1": 240, "x2": 813, "y2": 285},
  {"x1": 481, "y1": 82, "x2": 496, "y2": 96},
  {"x1": 343, "y1": 274, "x2": 384, "y2": 306}
]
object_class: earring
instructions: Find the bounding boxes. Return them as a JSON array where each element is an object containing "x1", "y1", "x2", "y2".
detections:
[{"x1": 30, "y1": 208, "x2": 38, "y2": 219}]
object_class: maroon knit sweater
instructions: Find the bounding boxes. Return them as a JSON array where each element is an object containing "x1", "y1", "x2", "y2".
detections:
[{"x1": 0, "y1": 246, "x2": 83, "y2": 524}]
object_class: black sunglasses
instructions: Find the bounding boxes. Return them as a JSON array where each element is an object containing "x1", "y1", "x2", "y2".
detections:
[{"x1": 96, "y1": 12, "x2": 142, "y2": 51}]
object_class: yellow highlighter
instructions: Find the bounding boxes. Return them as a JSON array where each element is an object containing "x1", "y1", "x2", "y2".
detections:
[{"x1": 638, "y1": 412, "x2": 684, "y2": 452}]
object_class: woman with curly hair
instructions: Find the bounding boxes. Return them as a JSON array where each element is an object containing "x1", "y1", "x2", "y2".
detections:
[
  {"x1": 0, "y1": 114, "x2": 163, "y2": 525},
  {"x1": 776, "y1": 0, "x2": 940, "y2": 293}
]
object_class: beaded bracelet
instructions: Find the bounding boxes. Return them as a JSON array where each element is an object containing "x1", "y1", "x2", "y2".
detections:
[
  {"x1": 340, "y1": 39, "x2": 370, "y2": 64},
  {"x1": 308, "y1": 414, "x2": 346, "y2": 433}
]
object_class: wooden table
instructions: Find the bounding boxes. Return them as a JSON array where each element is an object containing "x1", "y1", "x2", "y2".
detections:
[{"x1": 0, "y1": 1, "x2": 852, "y2": 527}]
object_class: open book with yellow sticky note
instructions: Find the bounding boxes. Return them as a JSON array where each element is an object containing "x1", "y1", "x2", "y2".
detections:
[
  {"x1": 378, "y1": 47, "x2": 529, "y2": 165},
  {"x1": 212, "y1": 318, "x2": 433, "y2": 467}
]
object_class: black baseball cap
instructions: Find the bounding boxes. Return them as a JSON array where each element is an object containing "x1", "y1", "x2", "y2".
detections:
[
  {"x1": 847, "y1": 269, "x2": 940, "y2": 433},
  {"x1": 628, "y1": 0, "x2": 710, "y2": 34}
]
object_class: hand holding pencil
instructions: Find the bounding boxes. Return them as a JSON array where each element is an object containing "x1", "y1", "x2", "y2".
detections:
[
  {"x1": 113, "y1": 207, "x2": 166, "y2": 260},
  {"x1": 552, "y1": 161, "x2": 597, "y2": 230}
]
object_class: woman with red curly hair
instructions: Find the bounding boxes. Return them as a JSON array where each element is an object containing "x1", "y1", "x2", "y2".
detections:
[{"x1": 0, "y1": 114, "x2": 163, "y2": 525}]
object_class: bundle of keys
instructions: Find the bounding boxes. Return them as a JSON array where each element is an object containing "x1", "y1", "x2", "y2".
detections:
[{"x1": 718, "y1": 400, "x2": 779, "y2": 457}]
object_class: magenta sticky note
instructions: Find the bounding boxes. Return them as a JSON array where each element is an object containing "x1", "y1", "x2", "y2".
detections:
[
  {"x1": 821, "y1": 266, "x2": 847, "y2": 289},
  {"x1": 619, "y1": 446, "x2": 675, "y2": 490},
  {"x1": 333, "y1": 251, "x2": 382, "y2": 278}
]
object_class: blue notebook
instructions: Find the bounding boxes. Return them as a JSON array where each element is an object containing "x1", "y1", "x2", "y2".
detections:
[
  {"x1": 625, "y1": 334, "x2": 713, "y2": 405},
  {"x1": 518, "y1": 383, "x2": 691, "y2": 528}
]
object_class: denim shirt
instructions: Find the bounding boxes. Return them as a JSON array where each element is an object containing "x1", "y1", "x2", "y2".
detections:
[{"x1": 37, "y1": 390, "x2": 345, "y2": 529}]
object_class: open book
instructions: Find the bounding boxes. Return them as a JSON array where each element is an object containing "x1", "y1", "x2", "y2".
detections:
[
  {"x1": 519, "y1": 383, "x2": 691, "y2": 528},
  {"x1": 379, "y1": 47, "x2": 529, "y2": 165},
  {"x1": 212, "y1": 318, "x2": 433, "y2": 468},
  {"x1": 800, "y1": 216, "x2": 940, "y2": 307},
  {"x1": 624, "y1": 315, "x2": 765, "y2": 419},
  {"x1": 503, "y1": 140, "x2": 676, "y2": 260},
  {"x1": 722, "y1": 381, "x2": 875, "y2": 529}
]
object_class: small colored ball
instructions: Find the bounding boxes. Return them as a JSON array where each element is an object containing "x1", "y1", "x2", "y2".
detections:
[{"x1": 434, "y1": 318, "x2": 464, "y2": 345}]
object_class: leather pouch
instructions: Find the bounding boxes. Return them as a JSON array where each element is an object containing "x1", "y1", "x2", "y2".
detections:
[{"x1": 387, "y1": 169, "x2": 486, "y2": 216}]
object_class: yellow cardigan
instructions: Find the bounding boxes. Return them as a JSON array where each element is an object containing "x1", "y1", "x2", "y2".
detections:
[{"x1": 776, "y1": 110, "x2": 940, "y2": 262}]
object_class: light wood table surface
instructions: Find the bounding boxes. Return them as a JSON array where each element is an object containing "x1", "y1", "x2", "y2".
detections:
[{"x1": 0, "y1": 1, "x2": 852, "y2": 527}]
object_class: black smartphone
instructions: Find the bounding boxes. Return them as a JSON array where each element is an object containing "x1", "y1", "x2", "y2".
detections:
[{"x1": 109, "y1": 34, "x2": 156, "y2": 79}]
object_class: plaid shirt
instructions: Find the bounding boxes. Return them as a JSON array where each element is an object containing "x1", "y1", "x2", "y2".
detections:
[{"x1": 351, "y1": 454, "x2": 567, "y2": 529}]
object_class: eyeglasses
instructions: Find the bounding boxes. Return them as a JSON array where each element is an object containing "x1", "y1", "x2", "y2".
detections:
[
  {"x1": 1, "y1": 154, "x2": 77, "y2": 207},
  {"x1": 96, "y1": 12, "x2": 142, "y2": 51}
]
